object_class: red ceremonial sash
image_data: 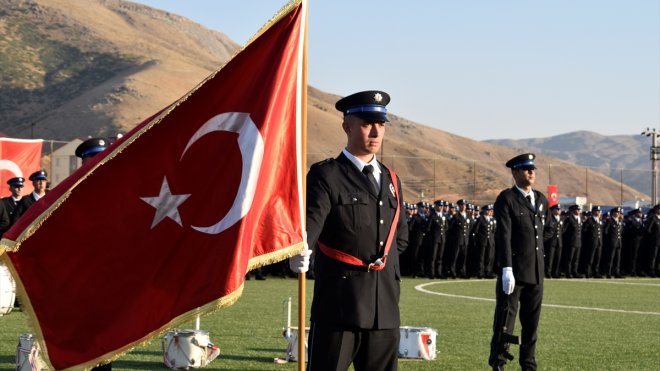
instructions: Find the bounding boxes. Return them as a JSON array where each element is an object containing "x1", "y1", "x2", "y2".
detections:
[{"x1": 317, "y1": 168, "x2": 400, "y2": 271}]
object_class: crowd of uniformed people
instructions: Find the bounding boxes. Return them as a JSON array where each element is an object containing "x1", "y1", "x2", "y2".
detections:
[{"x1": 400, "y1": 199, "x2": 660, "y2": 280}]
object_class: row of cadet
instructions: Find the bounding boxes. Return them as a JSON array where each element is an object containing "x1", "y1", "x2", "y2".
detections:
[
  {"x1": 1, "y1": 138, "x2": 114, "y2": 371},
  {"x1": 400, "y1": 200, "x2": 660, "y2": 280}
]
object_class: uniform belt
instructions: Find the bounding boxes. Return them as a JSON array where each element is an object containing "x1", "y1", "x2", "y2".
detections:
[{"x1": 317, "y1": 167, "x2": 400, "y2": 272}]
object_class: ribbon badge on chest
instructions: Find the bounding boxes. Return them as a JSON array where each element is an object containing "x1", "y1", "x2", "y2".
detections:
[{"x1": 389, "y1": 182, "x2": 395, "y2": 197}]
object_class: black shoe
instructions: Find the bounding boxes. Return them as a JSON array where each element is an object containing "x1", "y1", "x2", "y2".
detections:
[{"x1": 255, "y1": 274, "x2": 266, "y2": 281}]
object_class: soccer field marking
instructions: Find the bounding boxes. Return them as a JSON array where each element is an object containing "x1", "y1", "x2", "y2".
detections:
[{"x1": 414, "y1": 281, "x2": 660, "y2": 316}]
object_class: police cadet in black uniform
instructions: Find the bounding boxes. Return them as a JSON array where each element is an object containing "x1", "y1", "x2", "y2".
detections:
[
  {"x1": 601, "y1": 207, "x2": 624, "y2": 278},
  {"x1": 299, "y1": 90, "x2": 408, "y2": 371},
  {"x1": 488, "y1": 153, "x2": 549, "y2": 371},
  {"x1": 623, "y1": 208, "x2": 644, "y2": 276},
  {"x1": 471, "y1": 204, "x2": 495, "y2": 279},
  {"x1": 446, "y1": 199, "x2": 471, "y2": 278},
  {"x1": 3, "y1": 177, "x2": 25, "y2": 224},
  {"x1": 543, "y1": 204, "x2": 563, "y2": 278},
  {"x1": 645, "y1": 205, "x2": 660, "y2": 277},
  {"x1": 422, "y1": 200, "x2": 447, "y2": 278},
  {"x1": 562, "y1": 204, "x2": 583, "y2": 278},
  {"x1": 12, "y1": 170, "x2": 48, "y2": 224},
  {"x1": 581, "y1": 206, "x2": 603, "y2": 278},
  {"x1": 76, "y1": 137, "x2": 113, "y2": 371}
]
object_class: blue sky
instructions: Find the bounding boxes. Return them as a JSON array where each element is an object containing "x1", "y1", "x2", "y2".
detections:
[{"x1": 131, "y1": 0, "x2": 659, "y2": 140}]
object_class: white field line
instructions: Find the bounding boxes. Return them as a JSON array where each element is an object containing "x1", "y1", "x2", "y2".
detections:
[{"x1": 414, "y1": 281, "x2": 660, "y2": 316}]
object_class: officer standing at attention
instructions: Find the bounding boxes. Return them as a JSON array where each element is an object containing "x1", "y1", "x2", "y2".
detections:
[
  {"x1": 76, "y1": 137, "x2": 113, "y2": 371},
  {"x1": 581, "y1": 206, "x2": 603, "y2": 278},
  {"x1": 2, "y1": 177, "x2": 25, "y2": 223},
  {"x1": 290, "y1": 90, "x2": 408, "y2": 371},
  {"x1": 489, "y1": 153, "x2": 549, "y2": 371},
  {"x1": 542, "y1": 204, "x2": 563, "y2": 278},
  {"x1": 12, "y1": 170, "x2": 49, "y2": 223},
  {"x1": 562, "y1": 204, "x2": 583, "y2": 278}
]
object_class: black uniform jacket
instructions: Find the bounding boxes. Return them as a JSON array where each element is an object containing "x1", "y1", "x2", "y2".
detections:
[
  {"x1": 582, "y1": 217, "x2": 603, "y2": 248},
  {"x1": 306, "y1": 153, "x2": 408, "y2": 329},
  {"x1": 11, "y1": 193, "x2": 39, "y2": 224},
  {"x1": 494, "y1": 187, "x2": 549, "y2": 285},
  {"x1": 563, "y1": 214, "x2": 582, "y2": 249},
  {"x1": 543, "y1": 215, "x2": 563, "y2": 249}
]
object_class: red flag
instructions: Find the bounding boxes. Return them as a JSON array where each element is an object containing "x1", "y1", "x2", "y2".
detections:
[
  {"x1": 547, "y1": 184, "x2": 559, "y2": 207},
  {"x1": 0, "y1": 138, "x2": 43, "y2": 197},
  {"x1": 0, "y1": 1, "x2": 306, "y2": 369}
]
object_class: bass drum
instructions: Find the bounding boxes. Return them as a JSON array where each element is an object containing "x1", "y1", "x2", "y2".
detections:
[{"x1": 0, "y1": 262, "x2": 16, "y2": 316}]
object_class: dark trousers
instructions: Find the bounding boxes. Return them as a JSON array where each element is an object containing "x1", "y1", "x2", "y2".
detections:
[
  {"x1": 563, "y1": 244, "x2": 581, "y2": 276},
  {"x1": 601, "y1": 244, "x2": 622, "y2": 277},
  {"x1": 544, "y1": 240, "x2": 561, "y2": 277},
  {"x1": 489, "y1": 276, "x2": 543, "y2": 371},
  {"x1": 307, "y1": 323, "x2": 399, "y2": 371},
  {"x1": 582, "y1": 242, "x2": 602, "y2": 277}
]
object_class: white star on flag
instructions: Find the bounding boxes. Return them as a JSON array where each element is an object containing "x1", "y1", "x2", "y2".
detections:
[{"x1": 141, "y1": 177, "x2": 191, "y2": 228}]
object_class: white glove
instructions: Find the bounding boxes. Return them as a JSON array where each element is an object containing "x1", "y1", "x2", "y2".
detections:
[
  {"x1": 289, "y1": 245, "x2": 312, "y2": 273},
  {"x1": 502, "y1": 267, "x2": 515, "y2": 295}
]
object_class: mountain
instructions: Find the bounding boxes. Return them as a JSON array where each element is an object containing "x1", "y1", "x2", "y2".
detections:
[
  {"x1": 0, "y1": 0, "x2": 649, "y2": 206},
  {"x1": 486, "y1": 131, "x2": 650, "y2": 196}
]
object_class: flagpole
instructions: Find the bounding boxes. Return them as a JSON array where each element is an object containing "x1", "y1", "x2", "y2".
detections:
[{"x1": 298, "y1": 0, "x2": 309, "y2": 369}]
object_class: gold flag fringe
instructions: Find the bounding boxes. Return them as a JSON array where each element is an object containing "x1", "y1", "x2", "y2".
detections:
[{"x1": 2, "y1": 241, "x2": 304, "y2": 370}]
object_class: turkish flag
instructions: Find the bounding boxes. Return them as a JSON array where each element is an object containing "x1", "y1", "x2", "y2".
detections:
[
  {"x1": 0, "y1": 1, "x2": 305, "y2": 369},
  {"x1": 0, "y1": 138, "x2": 43, "y2": 197},
  {"x1": 547, "y1": 184, "x2": 559, "y2": 207}
]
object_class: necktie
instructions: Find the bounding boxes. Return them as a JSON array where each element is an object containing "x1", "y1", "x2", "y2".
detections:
[
  {"x1": 362, "y1": 165, "x2": 379, "y2": 194},
  {"x1": 526, "y1": 195, "x2": 533, "y2": 207}
]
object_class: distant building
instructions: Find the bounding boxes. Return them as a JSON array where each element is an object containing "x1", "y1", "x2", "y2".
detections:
[
  {"x1": 50, "y1": 139, "x2": 82, "y2": 187},
  {"x1": 559, "y1": 196, "x2": 587, "y2": 209}
]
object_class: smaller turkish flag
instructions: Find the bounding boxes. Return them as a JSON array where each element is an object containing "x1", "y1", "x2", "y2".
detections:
[
  {"x1": 0, "y1": 138, "x2": 43, "y2": 197},
  {"x1": 547, "y1": 184, "x2": 559, "y2": 207}
]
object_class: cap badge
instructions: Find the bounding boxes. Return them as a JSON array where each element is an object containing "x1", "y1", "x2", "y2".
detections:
[
  {"x1": 374, "y1": 93, "x2": 383, "y2": 102},
  {"x1": 528, "y1": 154, "x2": 533, "y2": 159},
  {"x1": 99, "y1": 139, "x2": 106, "y2": 146}
]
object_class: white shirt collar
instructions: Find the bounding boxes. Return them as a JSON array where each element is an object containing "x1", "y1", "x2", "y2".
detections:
[
  {"x1": 514, "y1": 184, "x2": 535, "y2": 205},
  {"x1": 32, "y1": 191, "x2": 43, "y2": 201},
  {"x1": 342, "y1": 148, "x2": 381, "y2": 186}
]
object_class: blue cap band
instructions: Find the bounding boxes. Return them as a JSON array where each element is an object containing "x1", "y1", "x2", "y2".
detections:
[
  {"x1": 80, "y1": 146, "x2": 107, "y2": 158},
  {"x1": 512, "y1": 160, "x2": 535, "y2": 168},
  {"x1": 344, "y1": 105, "x2": 388, "y2": 115}
]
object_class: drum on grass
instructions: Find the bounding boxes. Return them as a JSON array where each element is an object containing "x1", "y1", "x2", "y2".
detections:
[
  {"x1": 162, "y1": 329, "x2": 220, "y2": 369},
  {"x1": 16, "y1": 333, "x2": 48, "y2": 371},
  {"x1": 0, "y1": 263, "x2": 16, "y2": 316},
  {"x1": 398, "y1": 326, "x2": 438, "y2": 360}
]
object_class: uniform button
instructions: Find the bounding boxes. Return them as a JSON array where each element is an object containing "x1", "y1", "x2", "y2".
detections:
[
  {"x1": 379, "y1": 201, "x2": 383, "y2": 206},
  {"x1": 352, "y1": 197, "x2": 357, "y2": 202},
  {"x1": 380, "y1": 219, "x2": 384, "y2": 224},
  {"x1": 536, "y1": 247, "x2": 539, "y2": 250},
  {"x1": 379, "y1": 241, "x2": 384, "y2": 246},
  {"x1": 535, "y1": 236, "x2": 539, "y2": 239},
  {"x1": 534, "y1": 225, "x2": 538, "y2": 229}
]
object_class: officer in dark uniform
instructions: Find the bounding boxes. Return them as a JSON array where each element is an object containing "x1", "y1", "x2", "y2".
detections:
[
  {"x1": 581, "y1": 206, "x2": 603, "y2": 278},
  {"x1": 488, "y1": 153, "x2": 549, "y2": 371},
  {"x1": 644, "y1": 205, "x2": 660, "y2": 277},
  {"x1": 622, "y1": 208, "x2": 644, "y2": 276},
  {"x1": 471, "y1": 204, "x2": 496, "y2": 278},
  {"x1": 542, "y1": 204, "x2": 563, "y2": 278},
  {"x1": 2, "y1": 177, "x2": 25, "y2": 223},
  {"x1": 12, "y1": 170, "x2": 48, "y2": 224},
  {"x1": 601, "y1": 207, "x2": 624, "y2": 278},
  {"x1": 401, "y1": 202, "x2": 426, "y2": 277},
  {"x1": 76, "y1": 137, "x2": 114, "y2": 371},
  {"x1": 562, "y1": 204, "x2": 583, "y2": 278},
  {"x1": 422, "y1": 200, "x2": 447, "y2": 278},
  {"x1": 301, "y1": 90, "x2": 408, "y2": 371},
  {"x1": 446, "y1": 199, "x2": 471, "y2": 278}
]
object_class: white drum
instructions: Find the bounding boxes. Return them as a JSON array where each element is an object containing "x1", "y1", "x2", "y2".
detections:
[
  {"x1": 162, "y1": 329, "x2": 220, "y2": 369},
  {"x1": 16, "y1": 333, "x2": 48, "y2": 371},
  {"x1": 0, "y1": 262, "x2": 16, "y2": 315},
  {"x1": 398, "y1": 326, "x2": 438, "y2": 360},
  {"x1": 284, "y1": 327, "x2": 309, "y2": 362}
]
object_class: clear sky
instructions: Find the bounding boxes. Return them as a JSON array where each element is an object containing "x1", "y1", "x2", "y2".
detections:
[{"x1": 131, "y1": 0, "x2": 659, "y2": 140}]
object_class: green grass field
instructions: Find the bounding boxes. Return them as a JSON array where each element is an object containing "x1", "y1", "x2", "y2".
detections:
[{"x1": 2, "y1": 277, "x2": 659, "y2": 370}]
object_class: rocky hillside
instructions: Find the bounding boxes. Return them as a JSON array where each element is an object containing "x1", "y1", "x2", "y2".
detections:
[{"x1": 0, "y1": 0, "x2": 648, "y2": 206}]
